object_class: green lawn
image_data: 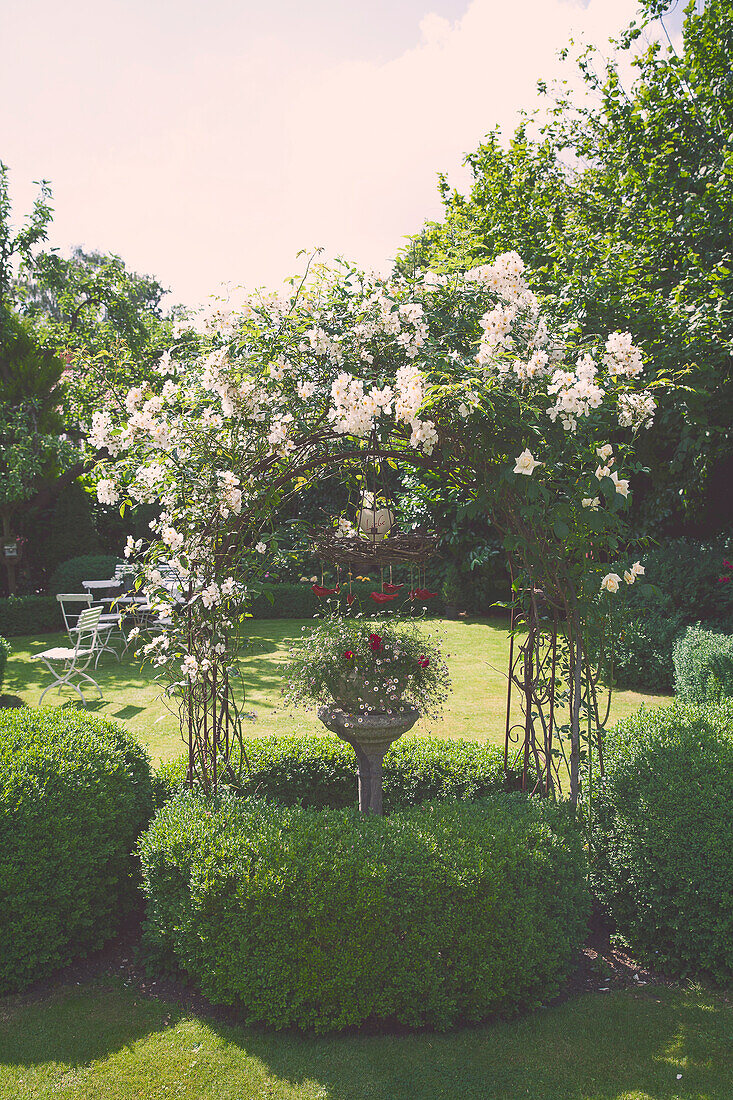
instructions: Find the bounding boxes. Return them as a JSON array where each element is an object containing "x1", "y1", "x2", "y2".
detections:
[
  {"x1": 2, "y1": 619, "x2": 670, "y2": 764},
  {"x1": 1, "y1": 981, "x2": 731, "y2": 1100}
]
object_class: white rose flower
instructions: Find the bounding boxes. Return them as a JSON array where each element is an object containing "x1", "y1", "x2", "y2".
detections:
[
  {"x1": 582, "y1": 497, "x2": 600, "y2": 510},
  {"x1": 596, "y1": 444, "x2": 614, "y2": 461},
  {"x1": 161, "y1": 526, "x2": 184, "y2": 552},
  {"x1": 595, "y1": 465, "x2": 612, "y2": 481},
  {"x1": 600, "y1": 573, "x2": 622, "y2": 594},
  {"x1": 610, "y1": 472, "x2": 630, "y2": 498},
  {"x1": 631, "y1": 561, "x2": 645, "y2": 577},
  {"x1": 96, "y1": 478, "x2": 119, "y2": 505},
  {"x1": 255, "y1": 541, "x2": 267, "y2": 554},
  {"x1": 624, "y1": 570, "x2": 635, "y2": 585},
  {"x1": 513, "y1": 449, "x2": 541, "y2": 476}
]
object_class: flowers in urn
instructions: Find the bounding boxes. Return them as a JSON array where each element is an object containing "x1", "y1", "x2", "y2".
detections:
[{"x1": 283, "y1": 617, "x2": 450, "y2": 718}]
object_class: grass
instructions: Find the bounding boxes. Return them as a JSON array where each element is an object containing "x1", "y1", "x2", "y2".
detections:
[
  {"x1": 2, "y1": 618, "x2": 670, "y2": 764},
  {"x1": 1, "y1": 981, "x2": 731, "y2": 1099}
]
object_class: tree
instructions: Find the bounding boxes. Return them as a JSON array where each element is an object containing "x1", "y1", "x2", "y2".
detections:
[
  {"x1": 399, "y1": 0, "x2": 733, "y2": 534},
  {"x1": 15, "y1": 245, "x2": 173, "y2": 433},
  {"x1": 0, "y1": 308, "x2": 75, "y2": 593},
  {"x1": 0, "y1": 163, "x2": 52, "y2": 307}
]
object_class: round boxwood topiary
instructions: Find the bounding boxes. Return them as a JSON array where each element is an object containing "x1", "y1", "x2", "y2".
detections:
[
  {"x1": 592, "y1": 700, "x2": 733, "y2": 982},
  {"x1": 0, "y1": 708, "x2": 154, "y2": 994},
  {"x1": 139, "y1": 791, "x2": 588, "y2": 1032},
  {"x1": 48, "y1": 554, "x2": 122, "y2": 597},
  {"x1": 155, "y1": 733, "x2": 507, "y2": 811}
]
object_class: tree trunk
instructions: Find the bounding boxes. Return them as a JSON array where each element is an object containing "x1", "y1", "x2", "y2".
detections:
[{"x1": 1, "y1": 510, "x2": 17, "y2": 596}]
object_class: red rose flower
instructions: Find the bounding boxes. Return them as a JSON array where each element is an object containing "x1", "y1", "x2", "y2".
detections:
[
  {"x1": 344, "y1": 650, "x2": 354, "y2": 660},
  {"x1": 418, "y1": 656, "x2": 429, "y2": 668},
  {"x1": 368, "y1": 633, "x2": 382, "y2": 652}
]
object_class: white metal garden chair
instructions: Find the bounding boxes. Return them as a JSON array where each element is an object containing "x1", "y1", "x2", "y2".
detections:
[
  {"x1": 57, "y1": 592, "x2": 120, "y2": 667},
  {"x1": 32, "y1": 605, "x2": 104, "y2": 706}
]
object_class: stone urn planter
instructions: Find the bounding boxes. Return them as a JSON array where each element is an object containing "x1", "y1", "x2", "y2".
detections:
[{"x1": 318, "y1": 704, "x2": 419, "y2": 815}]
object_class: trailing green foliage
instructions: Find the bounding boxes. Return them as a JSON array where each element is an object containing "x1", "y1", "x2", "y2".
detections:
[
  {"x1": 0, "y1": 708, "x2": 154, "y2": 994},
  {"x1": 48, "y1": 554, "x2": 121, "y2": 596},
  {"x1": 592, "y1": 700, "x2": 733, "y2": 982},
  {"x1": 0, "y1": 594, "x2": 62, "y2": 635},
  {"x1": 673, "y1": 626, "x2": 733, "y2": 704},
  {"x1": 0, "y1": 634, "x2": 9, "y2": 692},
  {"x1": 156, "y1": 733, "x2": 506, "y2": 811},
  {"x1": 139, "y1": 792, "x2": 588, "y2": 1031}
]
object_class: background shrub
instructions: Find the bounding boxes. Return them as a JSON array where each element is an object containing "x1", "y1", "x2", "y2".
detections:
[
  {"x1": 0, "y1": 595, "x2": 62, "y2": 636},
  {"x1": 611, "y1": 537, "x2": 732, "y2": 691},
  {"x1": 592, "y1": 700, "x2": 733, "y2": 982},
  {"x1": 613, "y1": 606, "x2": 686, "y2": 692},
  {"x1": 139, "y1": 792, "x2": 588, "y2": 1031},
  {"x1": 0, "y1": 709, "x2": 154, "y2": 994},
  {"x1": 156, "y1": 734, "x2": 506, "y2": 811},
  {"x1": 0, "y1": 635, "x2": 10, "y2": 692},
  {"x1": 48, "y1": 554, "x2": 122, "y2": 597},
  {"x1": 673, "y1": 625, "x2": 733, "y2": 703}
]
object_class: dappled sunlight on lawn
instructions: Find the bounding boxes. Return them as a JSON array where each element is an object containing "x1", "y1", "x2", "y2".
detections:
[
  {"x1": 3, "y1": 619, "x2": 671, "y2": 764},
  {"x1": 0, "y1": 985, "x2": 731, "y2": 1100}
]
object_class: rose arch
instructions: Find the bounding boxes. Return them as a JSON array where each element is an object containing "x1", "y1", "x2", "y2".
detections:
[{"x1": 91, "y1": 252, "x2": 659, "y2": 808}]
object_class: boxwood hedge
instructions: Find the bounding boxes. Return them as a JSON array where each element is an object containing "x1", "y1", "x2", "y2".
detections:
[
  {"x1": 0, "y1": 708, "x2": 154, "y2": 994},
  {"x1": 139, "y1": 791, "x2": 588, "y2": 1031},
  {"x1": 592, "y1": 700, "x2": 733, "y2": 982},
  {"x1": 0, "y1": 595, "x2": 62, "y2": 636},
  {"x1": 155, "y1": 733, "x2": 507, "y2": 811}
]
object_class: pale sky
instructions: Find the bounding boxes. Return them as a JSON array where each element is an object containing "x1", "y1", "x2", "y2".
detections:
[{"x1": 1, "y1": 0, "x2": 685, "y2": 309}]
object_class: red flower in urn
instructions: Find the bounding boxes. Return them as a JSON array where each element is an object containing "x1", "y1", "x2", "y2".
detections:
[
  {"x1": 368, "y1": 633, "x2": 382, "y2": 652},
  {"x1": 418, "y1": 656, "x2": 430, "y2": 668},
  {"x1": 343, "y1": 650, "x2": 354, "y2": 660}
]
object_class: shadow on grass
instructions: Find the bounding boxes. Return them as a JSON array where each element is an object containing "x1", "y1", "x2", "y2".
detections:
[
  {"x1": 0, "y1": 985, "x2": 731, "y2": 1100},
  {"x1": 0, "y1": 693, "x2": 23, "y2": 709}
]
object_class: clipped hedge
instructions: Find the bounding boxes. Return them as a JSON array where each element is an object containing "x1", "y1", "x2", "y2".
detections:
[
  {"x1": 0, "y1": 635, "x2": 9, "y2": 692},
  {"x1": 0, "y1": 595, "x2": 62, "y2": 636},
  {"x1": 0, "y1": 709, "x2": 154, "y2": 994},
  {"x1": 592, "y1": 700, "x2": 733, "y2": 982},
  {"x1": 48, "y1": 554, "x2": 122, "y2": 597},
  {"x1": 139, "y1": 792, "x2": 588, "y2": 1031},
  {"x1": 673, "y1": 625, "x2": 733, "y2": 704},
  {"x1": 156, "y1": 734, "x2": 506, "y2": 811}
]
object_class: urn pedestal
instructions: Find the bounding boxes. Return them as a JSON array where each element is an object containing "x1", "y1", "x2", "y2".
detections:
[{"x1": 318, "y1": 706, "x2": 420, "y2": 815}]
